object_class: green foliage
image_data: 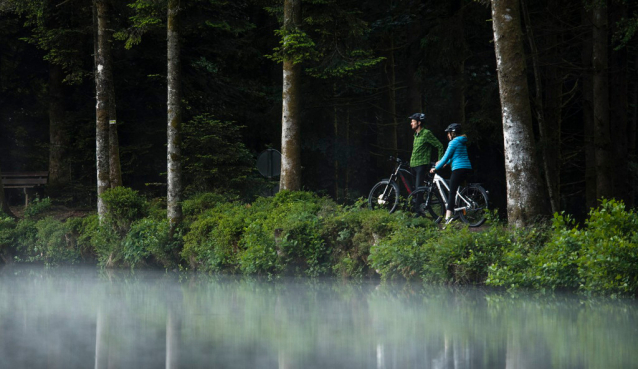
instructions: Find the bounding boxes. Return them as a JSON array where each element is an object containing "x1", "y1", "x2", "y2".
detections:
[
  {"x1": 124, "y1": 218, "x2": 180, "y2": 269},
  {"x1": 266, "y1": 28, "x2": 320, "y2": 64},
  {"x1": 487, "y1": 200, "x2": 638, "y2": 296},
  {"x1": 100, "y1": 187, "x2": 149, "y2": 234},
  {"x1": 24, "y1": 197, "x2": 51, "y2": 219},
  {"x1": 182, "y1": 201, "x2": 249, "y2": 273},
  {"x1": 182, "y1": 114, "x2": 265, "y2": 197},
  {"x1": 182, "y1": 192, "x2": 229, "y2": 218},
  {"x1": 8, "y1": 216, "x2": 81, "y2": 265},
  {"x1": 115, "y1": 0, "x2": 165, "y2": 49},
  {"x1": 577, "y1": 200, "x2": 638, "y2": 296},
  {"x1": 368, "y1": 223, "x2": 437, "y2": 280}
]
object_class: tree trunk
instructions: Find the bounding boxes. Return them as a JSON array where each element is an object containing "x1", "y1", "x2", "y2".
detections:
[
  {"x1": 94, "y1": 0, "x2": 111, "y2": 221},
  {"x1": 48, "y1": 63, "x2": 70, "y2": 186},
  {"x1": 610, "y1": 2, "x2": 629, "y2": 204},
  {"x1": 490, "y1": 0, "x2": 546, "y2": 227},
  {"x1": 101, "y1": 1, "x2": 122, "y2": 189},
  {"x1": 521, "y1": 0, "x2": 560, "y2": 214},
  {"x1": 592, "y1": 1, "x2": 613, "y2": 200},
  {"x1": 0, "y1": 165, "x2": 15, "y2": 218},
  {"x1": 279, "y1": 0, "x2": 302, "y2": 191},
  {"x1": 630, "y1": 54, "x2": 638, "y2": 207},
  {"x1": 167, "y1": 0, "x2": 183, "y2": 226},
  {"x1": 581, "y1": 6, "x2": 597, "y2": 210}
]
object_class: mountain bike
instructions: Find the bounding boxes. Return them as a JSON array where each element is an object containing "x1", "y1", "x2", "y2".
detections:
[
  {"x1": 367, "y1": 157, "x2": 445, "y2": 222},
  {"x1": 408, "y1": 168, "x2": 489, "y2": 227}
]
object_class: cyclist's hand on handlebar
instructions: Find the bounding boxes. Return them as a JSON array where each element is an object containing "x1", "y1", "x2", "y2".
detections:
[{"x1": 429, "y1": 167, "x2": 436, "y2": 174}]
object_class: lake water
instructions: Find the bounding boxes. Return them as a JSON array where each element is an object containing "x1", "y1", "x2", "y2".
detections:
[{"x1": 0, "y1": 265, "x2": 636, "y2": 369}]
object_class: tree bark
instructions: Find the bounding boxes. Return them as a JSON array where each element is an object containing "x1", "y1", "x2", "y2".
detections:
[
  {"x1": 279, "y1": 0, "x2": 302, "y2": 191},
  {"x1": 48, "y1": 63, "x2": 70, "y2": 186},
  {"x1": 581, "y1": 6, "x2": 597, "y2": 210},
  {"x1": 610, "y1": 2, "x2": 629, "y2": 204},
  {"x1": 0, "y1": 165, "x2": 15, "y2": 218},
  {"x1": 94, "y1": 0, "x2": 111, "y2": 221},
  {"x1": 490, "y1": 0, "x2": 546, "y2": 227},
  {"x1": 521, "y1": 0, "x2": 560, "y2": 214},
  {"x1": 592, "y1": 1, "x2": 613, "y2": 200},
  {"x1": 101, "y1": 0, "x2": 122, "y2": 189},
  {"x1": 167, "y1": 0, "x2": 183, "y2": 225}
]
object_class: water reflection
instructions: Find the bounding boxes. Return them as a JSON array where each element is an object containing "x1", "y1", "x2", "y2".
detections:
[{"x1": 0, "y1": 265, "x2": 636, "y2": 368}]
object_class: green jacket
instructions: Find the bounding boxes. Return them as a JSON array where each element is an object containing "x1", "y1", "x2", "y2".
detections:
[{"x1": 410, "y1": 128, "x2": 444, "y2": 168}]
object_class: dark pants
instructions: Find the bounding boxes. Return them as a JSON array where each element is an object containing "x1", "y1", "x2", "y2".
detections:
[
  {"x1": 412, "y1": 165, "x2": 428, "y2": 214},
  {"x1": 447, "y1": 168, "x2": 472, "y2": 211}
]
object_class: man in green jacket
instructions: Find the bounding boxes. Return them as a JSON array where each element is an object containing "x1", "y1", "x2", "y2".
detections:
[{"x1": 409, "y1": 113, "x2": 444, "y2": 215}]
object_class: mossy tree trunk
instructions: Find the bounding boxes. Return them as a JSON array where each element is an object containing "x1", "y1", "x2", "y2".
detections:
[
  {"x1": 167, "y1": 0, "x2": 183, "y2": 226},
  {"x1": 48, "y1": 63, "x2": 70, "y2": 186},
  {"x1": 103, "y1": 0, "x2": 122, "y2": 189},
  {"x1": 279, "y1": 0, "x2": 302, "y2": 191},
  {"x1": 94, "y1": 0, "x2": 111, "y2": 221},
  {"x1": 490, "y1": 0, "x2": 546, "y2": 226},
  {"x1": 592, "y1": 0, "x2": 613, "y2": 200}
]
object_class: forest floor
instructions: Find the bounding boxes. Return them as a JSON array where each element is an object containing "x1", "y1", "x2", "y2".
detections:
[{"x1": 8, "y1": 205, "x2": 92, "y2": 221}]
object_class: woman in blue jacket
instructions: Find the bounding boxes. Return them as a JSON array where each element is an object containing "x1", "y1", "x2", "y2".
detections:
[{"x1": 430, "y1": 123, "x2": 472, "y2": 225}]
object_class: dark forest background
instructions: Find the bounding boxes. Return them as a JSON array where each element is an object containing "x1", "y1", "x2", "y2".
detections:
[{"x1": 1, "y1": 0, "x2": 637, "y2": 220}]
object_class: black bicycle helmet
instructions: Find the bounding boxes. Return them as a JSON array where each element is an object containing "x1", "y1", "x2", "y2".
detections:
[
  {"x1": 409, "y1": 113, "x2": 425, "y2": 122},
  {"x1": 444, "y1": 123, "x2": 462, "y2": 133}
]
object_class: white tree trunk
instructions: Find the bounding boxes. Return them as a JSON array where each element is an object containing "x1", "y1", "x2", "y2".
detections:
[
  {"x1": 279, "y1": 0, "x2": 302, "y2": 191},
  {"x1": 491, "y1": 0, "x2": 545, "y2": 226},
  {"x1": 167, "y1": 0, "x2": 183, "y2": 225},
  {"x1": 94, "y1": 0, "x2": 111, "y2": 221}
]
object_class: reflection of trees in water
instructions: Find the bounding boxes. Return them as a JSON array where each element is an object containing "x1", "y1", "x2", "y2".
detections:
[{"x1": 0, "y1": 269, "x2": 637, "y2": 368}]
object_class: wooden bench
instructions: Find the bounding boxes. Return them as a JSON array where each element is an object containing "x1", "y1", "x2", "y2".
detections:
[{"x1": 1, "y1": 171, "x2": 49, "y2": 206}]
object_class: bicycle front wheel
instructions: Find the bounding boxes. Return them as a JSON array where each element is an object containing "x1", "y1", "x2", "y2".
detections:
[
  {"x1": 409, "y1": 188, "x2": 445, "y2": 223},
  {"x1": 457, "y1": 185, "x2": 489, "y2": 227},
  {"x1": 368, "y1": 180, "x2": 400, "y2": 213}
]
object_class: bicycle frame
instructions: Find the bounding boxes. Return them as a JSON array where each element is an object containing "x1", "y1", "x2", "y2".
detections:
[
  {"x1": 385, "y1": 158, "x2": 415, "y2": 196},
  {"x1": 430, "y1": 173, "x2": 473, "y2": 214}
]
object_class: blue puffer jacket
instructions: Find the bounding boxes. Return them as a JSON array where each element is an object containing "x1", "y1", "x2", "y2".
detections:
[{"x1": 435, "y1": 136, "x2": 472, "y2": 171}]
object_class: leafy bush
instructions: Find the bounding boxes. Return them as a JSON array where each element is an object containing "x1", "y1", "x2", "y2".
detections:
[
  {"x1": 577, "y1": 200, "x2": 638, "y2": 296},
  {"x1": 100, "y1": 187, "x2": 148, "y2": 234},
  {"x1": 182, "y1": 201, "x2": 249, "y2": 272},
  {"x1": 124, "y1": 218, "x2": 179, "y2": 269},
  {"x1": 24, "y1": 197, "x2": 52, "y2": 218},
  {"x1": 487, "y1": 200, "x2": 638, "y2": 296}
]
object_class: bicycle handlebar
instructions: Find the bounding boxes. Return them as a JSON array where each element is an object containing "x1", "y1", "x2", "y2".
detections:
[{"x1": 388, "y1": 156, "x2": 404, "y2": 164}]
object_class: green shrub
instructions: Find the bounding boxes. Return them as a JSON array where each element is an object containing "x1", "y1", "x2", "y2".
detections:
[
  {"x1": 369, "y1": 223, "x2": 437, "y2": 280},
  {"x1": 577, "y1": 200, "x2": 638, "y2": 296},
  {"x1": 33, "y1": 217, "x2": 79, "y2": 264},
  {"x1": 182, "y1": 192, "x2": 228, "y2": 218},
  {"x1": 0, "y1": 215, "x2": 15, "y2": 248},
  {"x1": 24, "y1": 197, "x2": 52, "y2": 218},
  {"x1": 487, "y1": 199, "x2": 638, "y2": 296},
  {"x1": 124, "y1": 218, "x2": 179, "y2": 269},
  {"x1": 99, "y1": 187, "x2": 148, "y2": 234},
  {"x1": 66, "y1": 214, "x2": 99, "y2": 260},
  {"x1": 182, "y1": 201, "x2": 249, "y2": 272}
]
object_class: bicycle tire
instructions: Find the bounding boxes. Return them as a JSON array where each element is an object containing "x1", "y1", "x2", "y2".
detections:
[
  {"x1": 457, "y1": 185, "x2": 489, "y2": 227},
  {"x1": 408, "y1": 188, "x2": 445, "y2": 222},
  {"x1": 368, "y1": 180, "x2": 400, "y2": 213}
]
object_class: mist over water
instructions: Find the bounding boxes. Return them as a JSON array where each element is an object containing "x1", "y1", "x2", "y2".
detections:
[{"x1": 0, "y1": 266, "x2": 636, "y2": 369}]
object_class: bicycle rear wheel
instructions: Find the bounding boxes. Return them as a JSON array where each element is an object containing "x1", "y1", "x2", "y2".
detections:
[
  {"x1": 368, "y1": 180, "x2": 400, "y2": 213},
  {"x1": 408, "y1": 188, "x2": 445, "y2": 223},
  {"x1": 457, "y1": 185, "x2": 489, "y2": 227}
]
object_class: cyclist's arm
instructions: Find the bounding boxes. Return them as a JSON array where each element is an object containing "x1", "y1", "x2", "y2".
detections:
[
  {"x1": 423, "y1": 130, "x2": 445, "y2": 160},
  {"x1": 434, "y1": 140, "x2": 457, "y2": 171}
]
